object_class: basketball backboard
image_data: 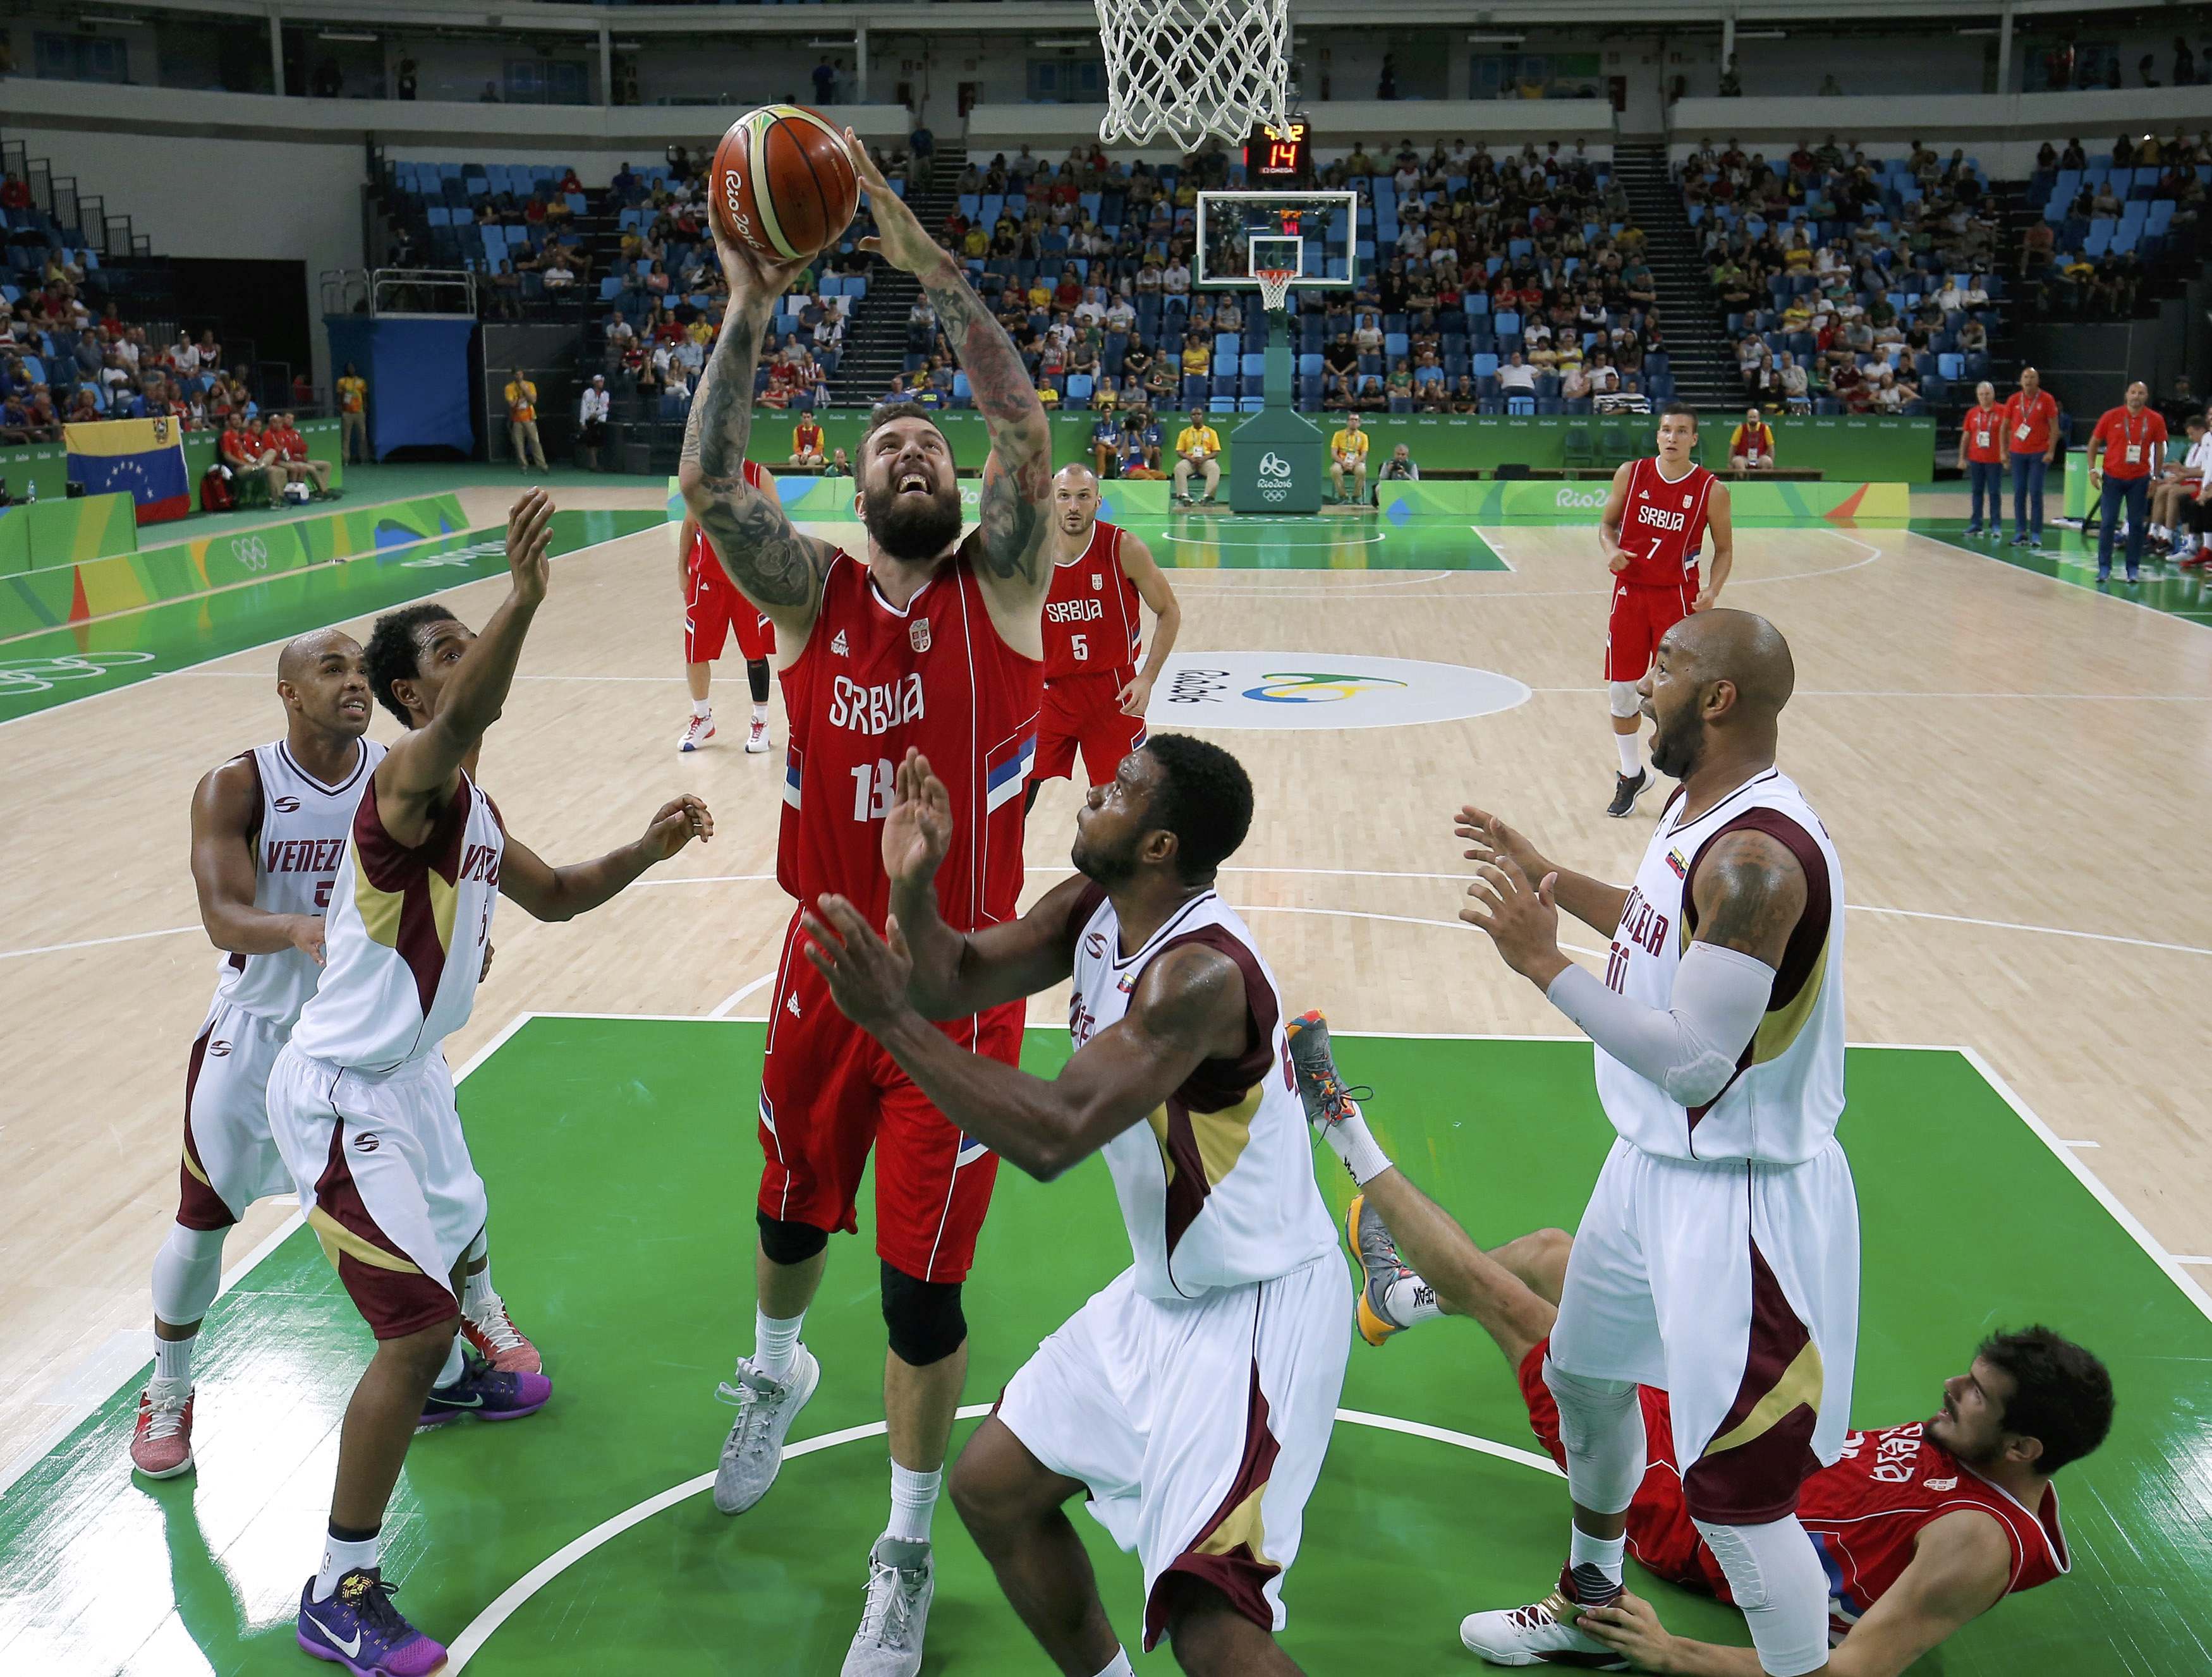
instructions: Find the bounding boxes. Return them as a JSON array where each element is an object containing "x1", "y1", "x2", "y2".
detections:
[{"x1": 1195, "y1": 190, "x2": 1358, "y2": 292}]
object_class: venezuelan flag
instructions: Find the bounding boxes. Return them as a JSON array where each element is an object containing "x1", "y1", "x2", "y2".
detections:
[{"x1": 63, "y1": 417, "x2": 191, "y2": 524}]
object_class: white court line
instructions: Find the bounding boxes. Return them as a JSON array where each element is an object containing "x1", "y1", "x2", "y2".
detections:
[
  {"x1": 1476, "y1": 526, "x2": 1518, "y2": 571},
  {"x1": 2060, "y1": 1139, "x2": 2101, "y2": 1149},
  {"x1": 1908, "y1": 527, "x2": 2212, "y2": 632},
  {"x1": 2173, "y1": 1256, "x2": 2212, "y2": 1266},
  {"x1": 707, "y1": 972, "x2": 776, "y2": 1019},
  {"x1": 1529, "y1": 686, "x2": 2212, "y2": 703},
  {"x1": 0, "y1": 1008, "x2": 540, "y2": 1501},
  {"x1": 0, "y1": 924, "x2": 203, "y2": 961},
  {"x1": 442, "y1": 1402, "x2": 1560, "y2": 1670}
]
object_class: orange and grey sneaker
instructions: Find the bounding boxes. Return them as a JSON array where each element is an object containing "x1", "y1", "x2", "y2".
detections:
[
  {"x1": 461, "y1": 1290, "x2": 542, "y2": 1375},
  {"x1": 1344, "y1": 1193, "x2": 1428, "y2": 1348},
  {"x1": 1459, "y1": 1564, "x2": 1629, "y2": 1669},
  {"x1": 1285, "y1": 1009, "x2": 1369, "y2": 1134},
  {"x1": 130, "y1": 1377, "x2": 196, "y2": 1479}
]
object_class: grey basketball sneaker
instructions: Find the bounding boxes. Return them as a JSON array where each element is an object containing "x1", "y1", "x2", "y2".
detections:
[
  {"x1": 1286, "y1": 1009, "x2": 1370, "y2": 1135},
  {"x1": 1345, "y1": 1193, "x2": 1430, "y2": 1348},
  {"x1": 1605, "y1": 766, "x2": 1654, "y2": 820},
  {"x1": 842, "y1": 1535, "x2": 934, "y2": 1677},
  {"x1": 712, "y1": 1346, "x2": 820, "y2": 1515}
]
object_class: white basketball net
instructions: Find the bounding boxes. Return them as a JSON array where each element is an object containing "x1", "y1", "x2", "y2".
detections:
[
  {"x1": 1253, "y1": 269, "x2": 1296, "y2": 313},
  {"x1": 1093, "y1": 0, "x2": 1292, "y2": 151}
]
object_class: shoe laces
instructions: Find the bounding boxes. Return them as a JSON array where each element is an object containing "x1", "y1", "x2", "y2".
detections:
[
  {"x1": 467, "y1": 1292, "x2": 528, "y2": 1354},
  {"x1": 140, "y1": 1381, "x2": 190, "y2": 1441},
  {"x1": 1503, "y1": 1592, "x2": 1571, "y2": 1632},
  {"x1": 857, "y1": 1551, "x2": 927, "y2": 1648},
  {"x1": 714, "y1": 1359, "x2": 789, "y2": 1458},
  {"x1": 334, "y1": 1570, "x2": 412, "y2": 1642}
]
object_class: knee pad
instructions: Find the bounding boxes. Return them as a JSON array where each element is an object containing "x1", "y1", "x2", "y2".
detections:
[
  {"x1": 1692, "y1": 1516, "x2": 1830, "y2": 1677},
  {"x1": 756, "y1": 1210, "x2": 829, "y2": 1268},
  {"x1": 151, "y1": 1222, "x2": 228, "y2": 1326},
  {"x1": 881, "y1": 1261, "x2": 967, "y2": 1367},
  {"x1": 1543, "y1": 1358, "x2": 1645, "y2": 1515},
  {"x1": 1608, "y1": 681, "x2": 1643, "y2": 719}
]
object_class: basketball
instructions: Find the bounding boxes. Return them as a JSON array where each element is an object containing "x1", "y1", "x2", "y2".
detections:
[{"x1": 709, "y1": 104, "x2": 860, "y2": 264}]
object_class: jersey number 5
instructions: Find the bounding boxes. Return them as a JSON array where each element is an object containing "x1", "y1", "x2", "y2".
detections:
[
  {"x1": 850, "y1": 758, "x2": 896, "y2": 822},
  {"x1": 1070, "y1": 633, "x2": 1089, "y2": 662}
]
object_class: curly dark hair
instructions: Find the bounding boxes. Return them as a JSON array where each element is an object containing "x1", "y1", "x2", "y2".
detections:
[
  {"x1": 363, "y1": 603, "x2": 461, "y2": 726},
  {"x1": 1978, "y1": 1325, "x2": 2114, "y2": 1474},
  {"x1": 1142, "y1": 733, "x2": 1254, "y2": 883}
]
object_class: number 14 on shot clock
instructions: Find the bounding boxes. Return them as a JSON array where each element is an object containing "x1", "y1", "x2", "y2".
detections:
[{"x1": 1246, "y1": 118, "x2": 1313, "y2": 186}]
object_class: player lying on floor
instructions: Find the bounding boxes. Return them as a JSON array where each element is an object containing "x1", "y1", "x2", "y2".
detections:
[{"x1": 1286, "y1": 1017, "x2": 2114, "y2": 1677}]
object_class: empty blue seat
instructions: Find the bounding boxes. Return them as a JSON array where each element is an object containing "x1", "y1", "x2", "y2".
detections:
[{"x1": 1241, "y1": 353, "x2": 1265, "y2": 378}]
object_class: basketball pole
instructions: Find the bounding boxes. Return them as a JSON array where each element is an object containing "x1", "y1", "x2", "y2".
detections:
[{"x1": 1228, "y1": 290, "x2": 1323, "y2": 513}]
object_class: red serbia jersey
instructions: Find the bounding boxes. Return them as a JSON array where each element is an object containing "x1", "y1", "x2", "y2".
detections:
[
  {"x1": 1042, "y1": 521, "x2": 1141, "y2": 681},
  {"x1": 1700, "y1": 1420, "x2": 2072, "y2": 1637},
  {"x1": 1617, "y1": 456, "x2": 1718, "y2": 587},
  {"x1": 777, "y1": 548, "x2": 1042, "y2": 931}
]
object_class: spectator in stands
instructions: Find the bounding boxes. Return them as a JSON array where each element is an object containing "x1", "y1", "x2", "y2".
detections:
[
  {"x1": 1497, "y1": 353, "x2": 1538, "y2": 398},
  {"x1": 0, "y1": 174, "x2": 30, "y2": 214},
  {"x1": 219, "y1": 412, "x2": 285, "y2": 502},
  {"x1": 2088, "y1": 380, "x2": 2168, "y2": 583},
  {"x1": 1172, "y1": 407, "x2": 1222, "y2": 506},
  {"x1": 788, "y1": 415, "x2": 825, "y2": 469},
  {"x1": 2148, "y1": 414, "x2": 2208, "y2": 557},
  {"x1": 909, "y1": 118, "x2": 935, "y2": 187},
  {"x1": 577, "y1": 374, "x2": 610, "y2": 470},
  {"x1": 2003, "y1": 367, "x2": 2060, "y2": 549},
  {"x1": 504, "y1": 368, "x2": 549, "y2": 473},
  {"x1": 2160, "y1": 375, "x2": 2198, "y2": 431},
  {"x1": 814, "y1": 57, "x2": 838, "y2": 103},
  {"x1": 1729, "y1": 407, "x2": 1776, "y2": 472},
  {"x1": 1330, "y1": 412, "x2": 1370, "y2": 504},
  {"x1": 66, "y1": 387, "x2": 97, "y2": 425},
  {"x1": 270, "y1": 413, "x2": 331, "y2": 496},
  {"x1": 1377, "y1": 444, "x2": 1418, "y2": 483}
]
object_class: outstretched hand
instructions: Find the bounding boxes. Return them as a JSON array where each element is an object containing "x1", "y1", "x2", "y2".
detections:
[
  {"x1": 1454, "y1": 804, "x2": 1548, "y2": 882},
  {"x1": 506, "y1": 488, "x2": 556, "y2": 604},
  {"x1": 882, "y1": 749, "x2": 952, "y2": 890},
  {"x1": 1459, "y1": 852, "x2": 1567, "y2": 984},
  {"x1": 801, "y1": 894, "x2": 915, "y2": 1032},
  {"x1": 842, "y1": 130, "x2": 945, "y2": 276},
  {"x1": 640, "y1": 794, "x2": 715, "y2": 860}
]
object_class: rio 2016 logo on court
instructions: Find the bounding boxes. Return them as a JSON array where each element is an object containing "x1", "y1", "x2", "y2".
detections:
[
  {"x1": 1554, "y1": 487, "x2": 1608, "y2": 511},
  {"x1": 1152, "y1": 652, "x2": 1529, "y2": 731}
]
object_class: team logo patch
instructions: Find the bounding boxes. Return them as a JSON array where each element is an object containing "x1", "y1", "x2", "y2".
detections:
[
  {"x1": 1665, "y1": 849, "x2": 1687, "y2": 879},
  {"x1": 1117, "y1": 971, "x2": 1135, "y2": 993},
  {"x1": 831, "y1": 629, "x2": 849, "y2": 656},
  {"x1": 352, "y1": 1132, "x2": 380, "y2": 1153},
  {"x1": 1091, "y1": 572, "x2": 1103, "y2": 590},
  {"x1": 207, "y1": 1040, "x2": 232, "y2": 1058},
  {"x1": 272, "y1": 795, "x2": 301, "y2": 813},
  {"x1": 909, "y1": 619, "x2": 931, "y2": 653},
  {"x1": 1084, "y1": 931, "x2": 1107, "y2": 958},
  {"x1": 1682, "y1": 494, "x2": 1692, "y2": 509}
]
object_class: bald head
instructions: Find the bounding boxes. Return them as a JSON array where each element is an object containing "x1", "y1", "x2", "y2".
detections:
[
  {"x1": 1665, "y1": 608, "x2": 1796, "y2": 719},
  {"x1": 274, "y1": 628, "x2": 371, "y2": 741},
  {"x1": 1054, "y1": 463, "x2": 1100, "y2": 492},
  {"x1": 1052, "y1": 461, "x2": 1102, "y2": 537},
  {"x1": 277, "y1": 627, "x2": 360, "y2": 685}
]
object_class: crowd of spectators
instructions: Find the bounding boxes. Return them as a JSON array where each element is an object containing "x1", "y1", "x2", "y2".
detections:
[{"x1": 2024, "y1": 131, "x2": 2207, "y2": 320}]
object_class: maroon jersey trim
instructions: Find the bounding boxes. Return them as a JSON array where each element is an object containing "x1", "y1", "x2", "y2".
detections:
[{"x1": 1144, "y1": 1336, "x2": 1283, "y2": 1650}]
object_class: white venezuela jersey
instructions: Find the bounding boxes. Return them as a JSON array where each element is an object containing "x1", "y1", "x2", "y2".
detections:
[
  {"x1": 289, "y1": 770, "x2": 504, "y2": 1075},
  {"x1": 1067, "y1": 885, "x2": 1338, "y2": 1300},
  {"x1": 212, "y1": 737, "x2": 387, "y2": 1031},
  {"x1": 1596, "y1": 767, "x2": 1845, "y2": 1164}
]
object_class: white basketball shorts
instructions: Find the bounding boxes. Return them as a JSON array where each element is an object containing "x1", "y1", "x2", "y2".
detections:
[
  {"x1": 995, "y1": 1251, "x2": 1351, "y2": 1652},
  {"x1": 178, "y1": 998, "x2": 296, "y2": 1230},
  {"x1": 267, "y1": 1044, "x2": 488, "y2": 1340},
  {"x1": 1548, "y1": 1135, "x2": 1860, "y2": 1526}
]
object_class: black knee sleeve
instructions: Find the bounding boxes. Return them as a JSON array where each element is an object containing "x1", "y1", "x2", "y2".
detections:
[
  {"x1": 746, "y1": 658, "x2": 771, "y2": 705},
  {"x1": 881, "y1": 1260, "x2": 967, "y2": 1366},
  {"x1": 757, "y1": 1210, "x2": 829, "y2": 1267}
]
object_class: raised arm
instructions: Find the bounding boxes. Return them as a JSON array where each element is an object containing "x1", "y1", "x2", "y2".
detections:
[
  {"x1": 1597, "y1": 458, "x2": 1635, "y2": 574},
  {"x1": 1697, "y1": 480, "x2": 1734, "y2": 609},
  {"x1": 803, "y1": 897, "x2": 1247, "y2": 1181},
  {"x1": 880, "y1": 749, "x2": 1085, "y2": 1016},
  {"x1": 1115, "y1": 530, "x2": 1181, "y2": 718},
  {"x1": 497, "y1": 795, "x2": 713, "y2": 923},
  {"x1": 844, "y1": 133, "x2": 1053, "y2": 617},
  {"x1": 1456, "y1": 803, "x2": 1627, "y2": 936},
  {"x1": 678, "y1": 222, "x2": 841, "y2": 641},
  {"x1": 377, "y1": 490, "x2": 555, "y2": 835},
  {"x1": 189, "y1": 756, "x2": 326, "y2": 965}
]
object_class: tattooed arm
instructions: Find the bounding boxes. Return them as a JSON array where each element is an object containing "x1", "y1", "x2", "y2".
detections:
[
  {"x1": 844, "y1": 133, "x2": 1053, "y2": 640},
  {"x1": 677, "y1": 223, "x2": 842, "y2": 645}
]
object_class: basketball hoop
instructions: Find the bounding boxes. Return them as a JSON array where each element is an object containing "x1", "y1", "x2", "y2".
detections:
[
  {"x1": 1093, "y1": 0, "x2": 1293, "y2": 151},
  {"x1": 1253, "y1": 268, "x2": 1297, "y2": 313}
]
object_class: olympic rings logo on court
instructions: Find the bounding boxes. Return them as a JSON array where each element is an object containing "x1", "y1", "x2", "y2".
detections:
[
  {"x1": 0, "y1": 650, "x2": 158, "y2": 697},
  {"x1": 1243, "y1": 670, "x2": 1409, "y2": 704},
  {"x1": 229, "y1": 535, "x2": 272, "y2": 571}
]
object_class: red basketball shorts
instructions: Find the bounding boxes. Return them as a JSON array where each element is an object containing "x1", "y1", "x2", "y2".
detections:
[
  {"x1": 757, "y1": 909, "x2": 1016, "y2": 1283},
  {"x1": 1604, "y1": 572, "x2": 1699, "y2": 683},
  {"x1": 1031, "y1": 669, "x2": 1148, "y2": 788},
  {"x1": 685, "y1": 561, "x2": 775, "y2": 665},
  {"x1": 1517, "y1": 1338, "x2": 1716, "y2": 1592}
]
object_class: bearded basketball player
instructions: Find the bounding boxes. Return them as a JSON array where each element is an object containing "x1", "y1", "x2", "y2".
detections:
[
  {"x1": 1598, "y1": 404, "x2": 1733, "y2": 818},
  {"x1": 129, "y1": 630, "x2": 538, "y2": 1482},
  {"x1": 679, "y1": 130, "x2": 1054, "y2": 1676},
  {"x1": 1024, "y1": 463, "x2": 1181, "y2": 813},
  {"x1": 1291, "y1": 1020, "x2": 2110, "y2": 1676},
  {"x1": 1451, "y1": 609, "x2": 1860, "y2": 1677}
]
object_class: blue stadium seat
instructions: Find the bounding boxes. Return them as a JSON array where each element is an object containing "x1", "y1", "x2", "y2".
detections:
[{"x1": 1241, "y1": 353, "x2": 1265, "y2": 378}]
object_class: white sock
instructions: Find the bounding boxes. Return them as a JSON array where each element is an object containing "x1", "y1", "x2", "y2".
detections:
[
  {"x1": 153, "y1": 1333, "x2": 197, "y2": 1384},
  {"x1": 885, "y1": 1460, "x2": 942, "y2": 1545},
  {"x1": 751, "y1": 703, "x2": 768, "y2": 723},
  {"x1": 313, "y1": 1527, "x2": 380, "y2": 1601},
  {"x1": 463, "y1": 1261, "x2": 495, "y2": 1316},
  {"x1": 1318, "y1": 1101, "x2": 1394, "y2": 1187},
  {"x1": 1570, "y1": 1524, "x2": 1627, "y2": 1587},
  {"x1": 755, "y1": 1307, "x2": 803, "y2": 1379},
  {"x1": 691, "y1": 698, "x2": 712, "y2": 720},
  {"x1": 1382, "y1": 1273, "x2": 1443, "y2": 1328},
  {"x1": 1614, "y1": 731, "x2": 1641, "y2": 778},
  {"x1": 432, "y1": 1336, "x2": 467, "y2": 1390},
  {"x1": 1091, "y1": 1651, "x2": 1136, "y2": 1677}
]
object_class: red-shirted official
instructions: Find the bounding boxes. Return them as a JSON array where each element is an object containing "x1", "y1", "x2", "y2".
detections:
[
  {"x1": 1595, "y1": 402, "x2": 1734, "y2": 818},
  {"x1": 1959, "y1": 382, "x2": 2008, "y2": 540},
  {"x1": 2000, "y1": 368, "x2": 2060, "y2": 550},
  {"x1": 2087, "y1": 380, "x2": 2169, "y2": 584},
  {"x1": 267, "y1": 412, "x2": 331, "y2": 495}
]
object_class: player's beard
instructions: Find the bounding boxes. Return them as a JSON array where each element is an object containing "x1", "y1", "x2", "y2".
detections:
[
  {"x1": 1070, "y1": 823, "x2": 1141, "y2": 890},
  {"x1": 862, "y1": 476, "x2": 963, "y2": 563},
  {"x1": 1648, "y1": 702, "x2": 1705, "y2": 781}
]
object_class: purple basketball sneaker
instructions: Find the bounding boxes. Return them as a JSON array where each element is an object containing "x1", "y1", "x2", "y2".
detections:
[
  {"x1": 296, "y1": 1569, "x2": 447, "y2": 1676},
  {"x1": 419, "y1": 1352, "x2": 551, "y2": 1427}
]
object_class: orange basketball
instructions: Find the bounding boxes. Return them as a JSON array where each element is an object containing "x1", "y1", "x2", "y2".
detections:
[{"x1": 710, "y1": 104, "x2": 860, "y2": 264}]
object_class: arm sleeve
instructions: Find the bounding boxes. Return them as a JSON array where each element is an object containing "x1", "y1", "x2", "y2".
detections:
[{"x1": 1545, "y1": 940, "x2": 1777, "y2": 1106}]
